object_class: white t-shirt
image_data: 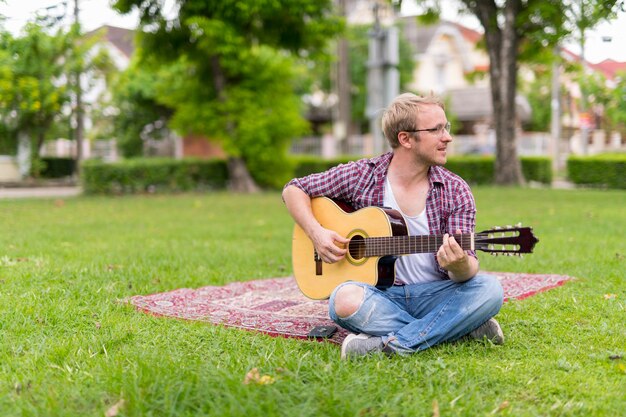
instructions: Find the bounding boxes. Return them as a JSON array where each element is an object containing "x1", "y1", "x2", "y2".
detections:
[{"x1": 383, "y1": 177, "x2": 442, "y2": 285}]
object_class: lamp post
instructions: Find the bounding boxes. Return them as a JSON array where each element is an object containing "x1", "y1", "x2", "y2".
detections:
[{"x1": 366, "y1": 1, "x2": 399, "y2": 155}]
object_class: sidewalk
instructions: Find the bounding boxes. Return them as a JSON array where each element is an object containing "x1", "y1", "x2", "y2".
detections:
[{"x1": 0, "y1": 186, "x2": 81, "y2": 199}]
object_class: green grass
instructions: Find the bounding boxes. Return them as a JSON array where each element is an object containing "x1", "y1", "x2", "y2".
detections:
[{"x1": 0, "y1": 188, "x2": 624, "y2": 416}]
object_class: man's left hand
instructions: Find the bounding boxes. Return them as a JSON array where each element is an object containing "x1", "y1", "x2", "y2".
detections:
[{"x1": 436, "y1": 229, "x2": 468, "y2": 271}]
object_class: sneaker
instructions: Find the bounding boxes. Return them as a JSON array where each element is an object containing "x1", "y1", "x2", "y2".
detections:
[
  {"x1": 340, "y1": 333, "x2": 386, "y2": 359},
  {"x1": 469, "y1": 318, "x2": 504, "y2": 345}
]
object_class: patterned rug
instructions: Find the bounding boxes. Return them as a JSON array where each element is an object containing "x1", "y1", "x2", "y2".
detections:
[{"x1": 128, "y1": 272, "x2": 573, "y2": 345}]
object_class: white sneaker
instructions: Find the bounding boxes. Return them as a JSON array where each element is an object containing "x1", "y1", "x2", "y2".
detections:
[
  {"x1": 340, "y1": 333, "x2": 385, "y2": 359},
  {"x1": 469, "y1": 318, "x2": 504, "y2": 345}
]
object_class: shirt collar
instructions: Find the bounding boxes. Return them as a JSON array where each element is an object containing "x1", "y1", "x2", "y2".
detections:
[
  {"x1": 370, "y1": 152, "x2": 393, "y2": 178},
  {"x1": 428, "y1": 165, "x2": 446, "y2": 186}
]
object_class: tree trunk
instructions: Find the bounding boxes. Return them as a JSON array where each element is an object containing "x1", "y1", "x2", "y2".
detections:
[
  {"x1": 210, "y1": 56, "x2": 260, "y2": 193},
  {"x1": 470, "y1": 0, "x2": 525, "y2": 185},
  {"x1": 227, "y1": 156, "x2": 260, "y2": 193}
]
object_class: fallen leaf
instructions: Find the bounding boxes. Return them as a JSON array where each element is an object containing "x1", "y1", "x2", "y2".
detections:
[
  {"x1": 105, "y1": 399, "x2": 125, "y2": 417},
  {"x1": 490, "y1": 400, "x2": 510, "y2": 414},
  {"x1": 243, "y1": 368, "x2": 275, "y2": 385},
  {"x1": 604, "y1": 294, "x2": 617, "y2": 300},
  {"x1": 432, "y1": 399, "x2": 440, "y2": 417}
]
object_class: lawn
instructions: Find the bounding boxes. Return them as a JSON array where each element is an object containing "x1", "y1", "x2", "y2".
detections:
[{"x1": 0, "y1": 188, "x2": 624, "y2": 416}]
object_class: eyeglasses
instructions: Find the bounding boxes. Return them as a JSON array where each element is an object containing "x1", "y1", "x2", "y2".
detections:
[{"x1": 405, "y1": 122, "x2": 451, "y2": 137}]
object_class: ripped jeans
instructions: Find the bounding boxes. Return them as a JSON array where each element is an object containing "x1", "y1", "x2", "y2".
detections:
[{"x1": 328, "y1": 274, "x2": 504, "y2": 354}]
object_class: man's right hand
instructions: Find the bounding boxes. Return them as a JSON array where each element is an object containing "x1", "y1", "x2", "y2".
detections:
[{"x1": 310, "y1": 226, "x2": 349, "y2": 264}]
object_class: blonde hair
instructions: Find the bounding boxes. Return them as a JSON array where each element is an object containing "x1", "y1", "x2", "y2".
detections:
[{"x1": 381, "y1": 93, "x2": 445, "y2": 148}]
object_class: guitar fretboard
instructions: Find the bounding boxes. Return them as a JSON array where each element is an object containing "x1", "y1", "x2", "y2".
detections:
[{"x1": 358, "y1": 234, "x2": 474, "y2": 257}]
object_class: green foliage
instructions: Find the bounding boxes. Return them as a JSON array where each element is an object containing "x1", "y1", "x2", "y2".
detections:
[
  {"x1": 607, "y1": 71, "x2": 626, "y2": 132},
  {"x1": 445, "y1": 156, "x2": 496, "y2": 185},
  {"x1": 520, "y1": 156, "x2": 554, "y2": 184},
  {"x1": 81, "y1": 158, "x2": 228, "y2": 194},
  {"x1": 113, "y1": 0, "x2": 341, "y2": 188},
  {"x1": 520, "y1": 67, "x2": 552, "y2": 132},
  {"x1": 40, "y1": 157, "x2": 76, "y2": 178},
  {"x1": 290, "y1": 155, "x2": 357, "y2": 178},
  {"x1": 0, "y1": 24, "x2": 70, "y2": 157},
  {"x1": 0, "y1": 22, "x2": 113, "y2": 172},
  {"x1": 291, "y1": 155, "x2": 552, "y2": 185},
  {"x1": 153, "y1": 42, "x2": 309, "y2": 189},
  {"x1": 567, "y1": 153, "x2": 626, "y2": 189},
  {"x1": 110, "y1": 57, "x2": 173, "y2": 157}
]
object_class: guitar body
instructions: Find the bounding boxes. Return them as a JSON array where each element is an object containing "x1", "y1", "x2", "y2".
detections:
[{"x1": 292, "y1": 197, "x2": 406, "y2": 300}]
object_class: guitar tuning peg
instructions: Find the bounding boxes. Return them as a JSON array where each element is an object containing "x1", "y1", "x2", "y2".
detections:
[
  {"x1": 519, "y1": 254, "x2": 523, "y2": 258},
  {"x1": 516, "y1": 222, "x2": 522, "y2": 227},
  {"x1": 506, "y1": 225, "x2": 512, "y2": 229},
  {"x1": 494, "y1": 226, "x2": 501, "y2": 230}
]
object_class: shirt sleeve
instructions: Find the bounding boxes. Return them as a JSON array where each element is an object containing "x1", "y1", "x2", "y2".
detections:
[
  {"x1": 283, "y1": 161, "x2": 362, "y2": 204},
  {"x1": 448, "y1": 180, "x2": 478, "y2": 260}
]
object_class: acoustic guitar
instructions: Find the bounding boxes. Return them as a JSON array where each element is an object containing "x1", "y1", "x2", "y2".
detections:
[{"x1": 292, "y1": 197, "x2": 539, "y2": 299}]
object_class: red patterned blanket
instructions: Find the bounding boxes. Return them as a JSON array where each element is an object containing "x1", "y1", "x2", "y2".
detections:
[{"x1": 128, "y1": 272, "x2": 572, "y2": 344}]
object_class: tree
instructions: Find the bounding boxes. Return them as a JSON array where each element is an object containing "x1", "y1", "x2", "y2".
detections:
[
  {"x1": 0, "y1": 21, "x2": 112, "y2": 176},
  {"x1": 409, "y1": 0, "x2": 620, "y2": 184},
  {"x1": 107, "y1": 57, "x2": 173, "y2": 157},
  {"x1": 0, "y1": 24, "x2": 70, "y2": 175},
  {"x1": 113, "y1": 0, "x2": 341, "y2": 192},
  {"x1": 607, "y1": 72, "x2": 626, "y2": 134}
]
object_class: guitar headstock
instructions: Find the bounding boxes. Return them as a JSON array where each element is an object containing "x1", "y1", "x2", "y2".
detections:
[{"x1": 475, "y1": 225, "x2": 539, "y2": 256}]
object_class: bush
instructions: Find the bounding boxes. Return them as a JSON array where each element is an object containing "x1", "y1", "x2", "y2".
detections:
[
  {"x1": 291, "y1": 155, "x2": 552, "y2": 185},
  {"x1": 446, "y1": 156, "x2": 494, "y2": 184},
  {"x1": 291, "y1": 155, "x2": 359, "y2": 178},
  {"x1": 567, "y1": 154, "x2": 626, "y2": 189},
  {"x1": 520, "y1": 156, "x2": 553, "y2": 185},
  {"x1": 41, "y1": 157, "x2": 76, "y2": 178},
  {"x1": 81, "y1": 158, "x2": 228, "y2": 195}
]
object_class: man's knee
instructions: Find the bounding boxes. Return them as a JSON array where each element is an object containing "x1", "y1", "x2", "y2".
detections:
[
  {"x1": 332, "y1": 283, "x2": 365, "y2": 318},
  {"x1": 475, "y1": 274, "x2": 504, "y2": 310}
]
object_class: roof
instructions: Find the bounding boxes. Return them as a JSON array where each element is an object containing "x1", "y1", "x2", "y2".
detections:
[
  {"x1": 561, "y1": 48, "x2": 626, "y2": 80},
  {"x1": 399, "y1": 17, "x2": 485, "y2": 73},
  {"x1": 588, "y1": 59, "x2": 626, "y2": 80},
  {"x1": 86, "y1": 25, "x2": 135, "y2": 58}
]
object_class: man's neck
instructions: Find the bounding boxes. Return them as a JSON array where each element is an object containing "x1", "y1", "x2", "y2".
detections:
[{"x1": 388, "y1": 150, "x2": 430, "y2": 187}]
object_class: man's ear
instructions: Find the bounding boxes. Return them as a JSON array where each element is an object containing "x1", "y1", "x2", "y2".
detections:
[{"x1": 397, "y1": 131, "x2": 414, "y2": 149}]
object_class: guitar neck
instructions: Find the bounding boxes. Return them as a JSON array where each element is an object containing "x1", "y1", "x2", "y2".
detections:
[{"x1": 362, "y1": 234, "x2": 474, "y2": 257}]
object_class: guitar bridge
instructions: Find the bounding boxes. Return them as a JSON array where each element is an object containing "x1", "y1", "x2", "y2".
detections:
[{"x1": 314, "y1": 250, "x2": 323, "y2": 276}]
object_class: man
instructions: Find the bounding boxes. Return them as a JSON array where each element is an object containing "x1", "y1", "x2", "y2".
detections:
[{"x1": 282, "y1": 93, "x2": 504, "y2": 358}]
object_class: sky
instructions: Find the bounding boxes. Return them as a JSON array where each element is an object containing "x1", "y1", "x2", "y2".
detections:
[{"x1": 1, "y1": 0, "x2": 625, "y2": 64}]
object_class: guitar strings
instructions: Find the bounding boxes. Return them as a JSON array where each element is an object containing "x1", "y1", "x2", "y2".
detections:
[{"x1": 347, "y1": 234, "x2": 473, "y2": 256}]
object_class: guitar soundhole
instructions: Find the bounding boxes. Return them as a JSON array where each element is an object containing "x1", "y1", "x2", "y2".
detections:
[{"x1": 348, "y1": 235, "x2": 366, "y2": 260}]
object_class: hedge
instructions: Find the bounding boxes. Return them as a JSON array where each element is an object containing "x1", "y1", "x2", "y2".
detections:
[
  {"x1": 82, "y1": 155, "x2": 553, "y2": 195},
  {"x1": 81, "y1": 158, "x2": 228, "y2": 195},
  {"x1": 292, "y1": 155, "x2": 552, "y2": 185},
  {"x1": 41, "y1": 157, "x2": 76, "y2": 178},
  {"x1": 567, "y1": 154, "x2": 626, "y2": 189}
]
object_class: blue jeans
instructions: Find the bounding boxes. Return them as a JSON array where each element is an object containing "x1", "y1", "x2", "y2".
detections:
[{"x1": 328, "y1": 274, "x2": 504, "y2": 354}]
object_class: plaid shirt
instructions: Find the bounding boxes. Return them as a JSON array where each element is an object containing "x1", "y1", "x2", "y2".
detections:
[{"x1": 285, "y1": 152, "x2": 478, "y2": 277}]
